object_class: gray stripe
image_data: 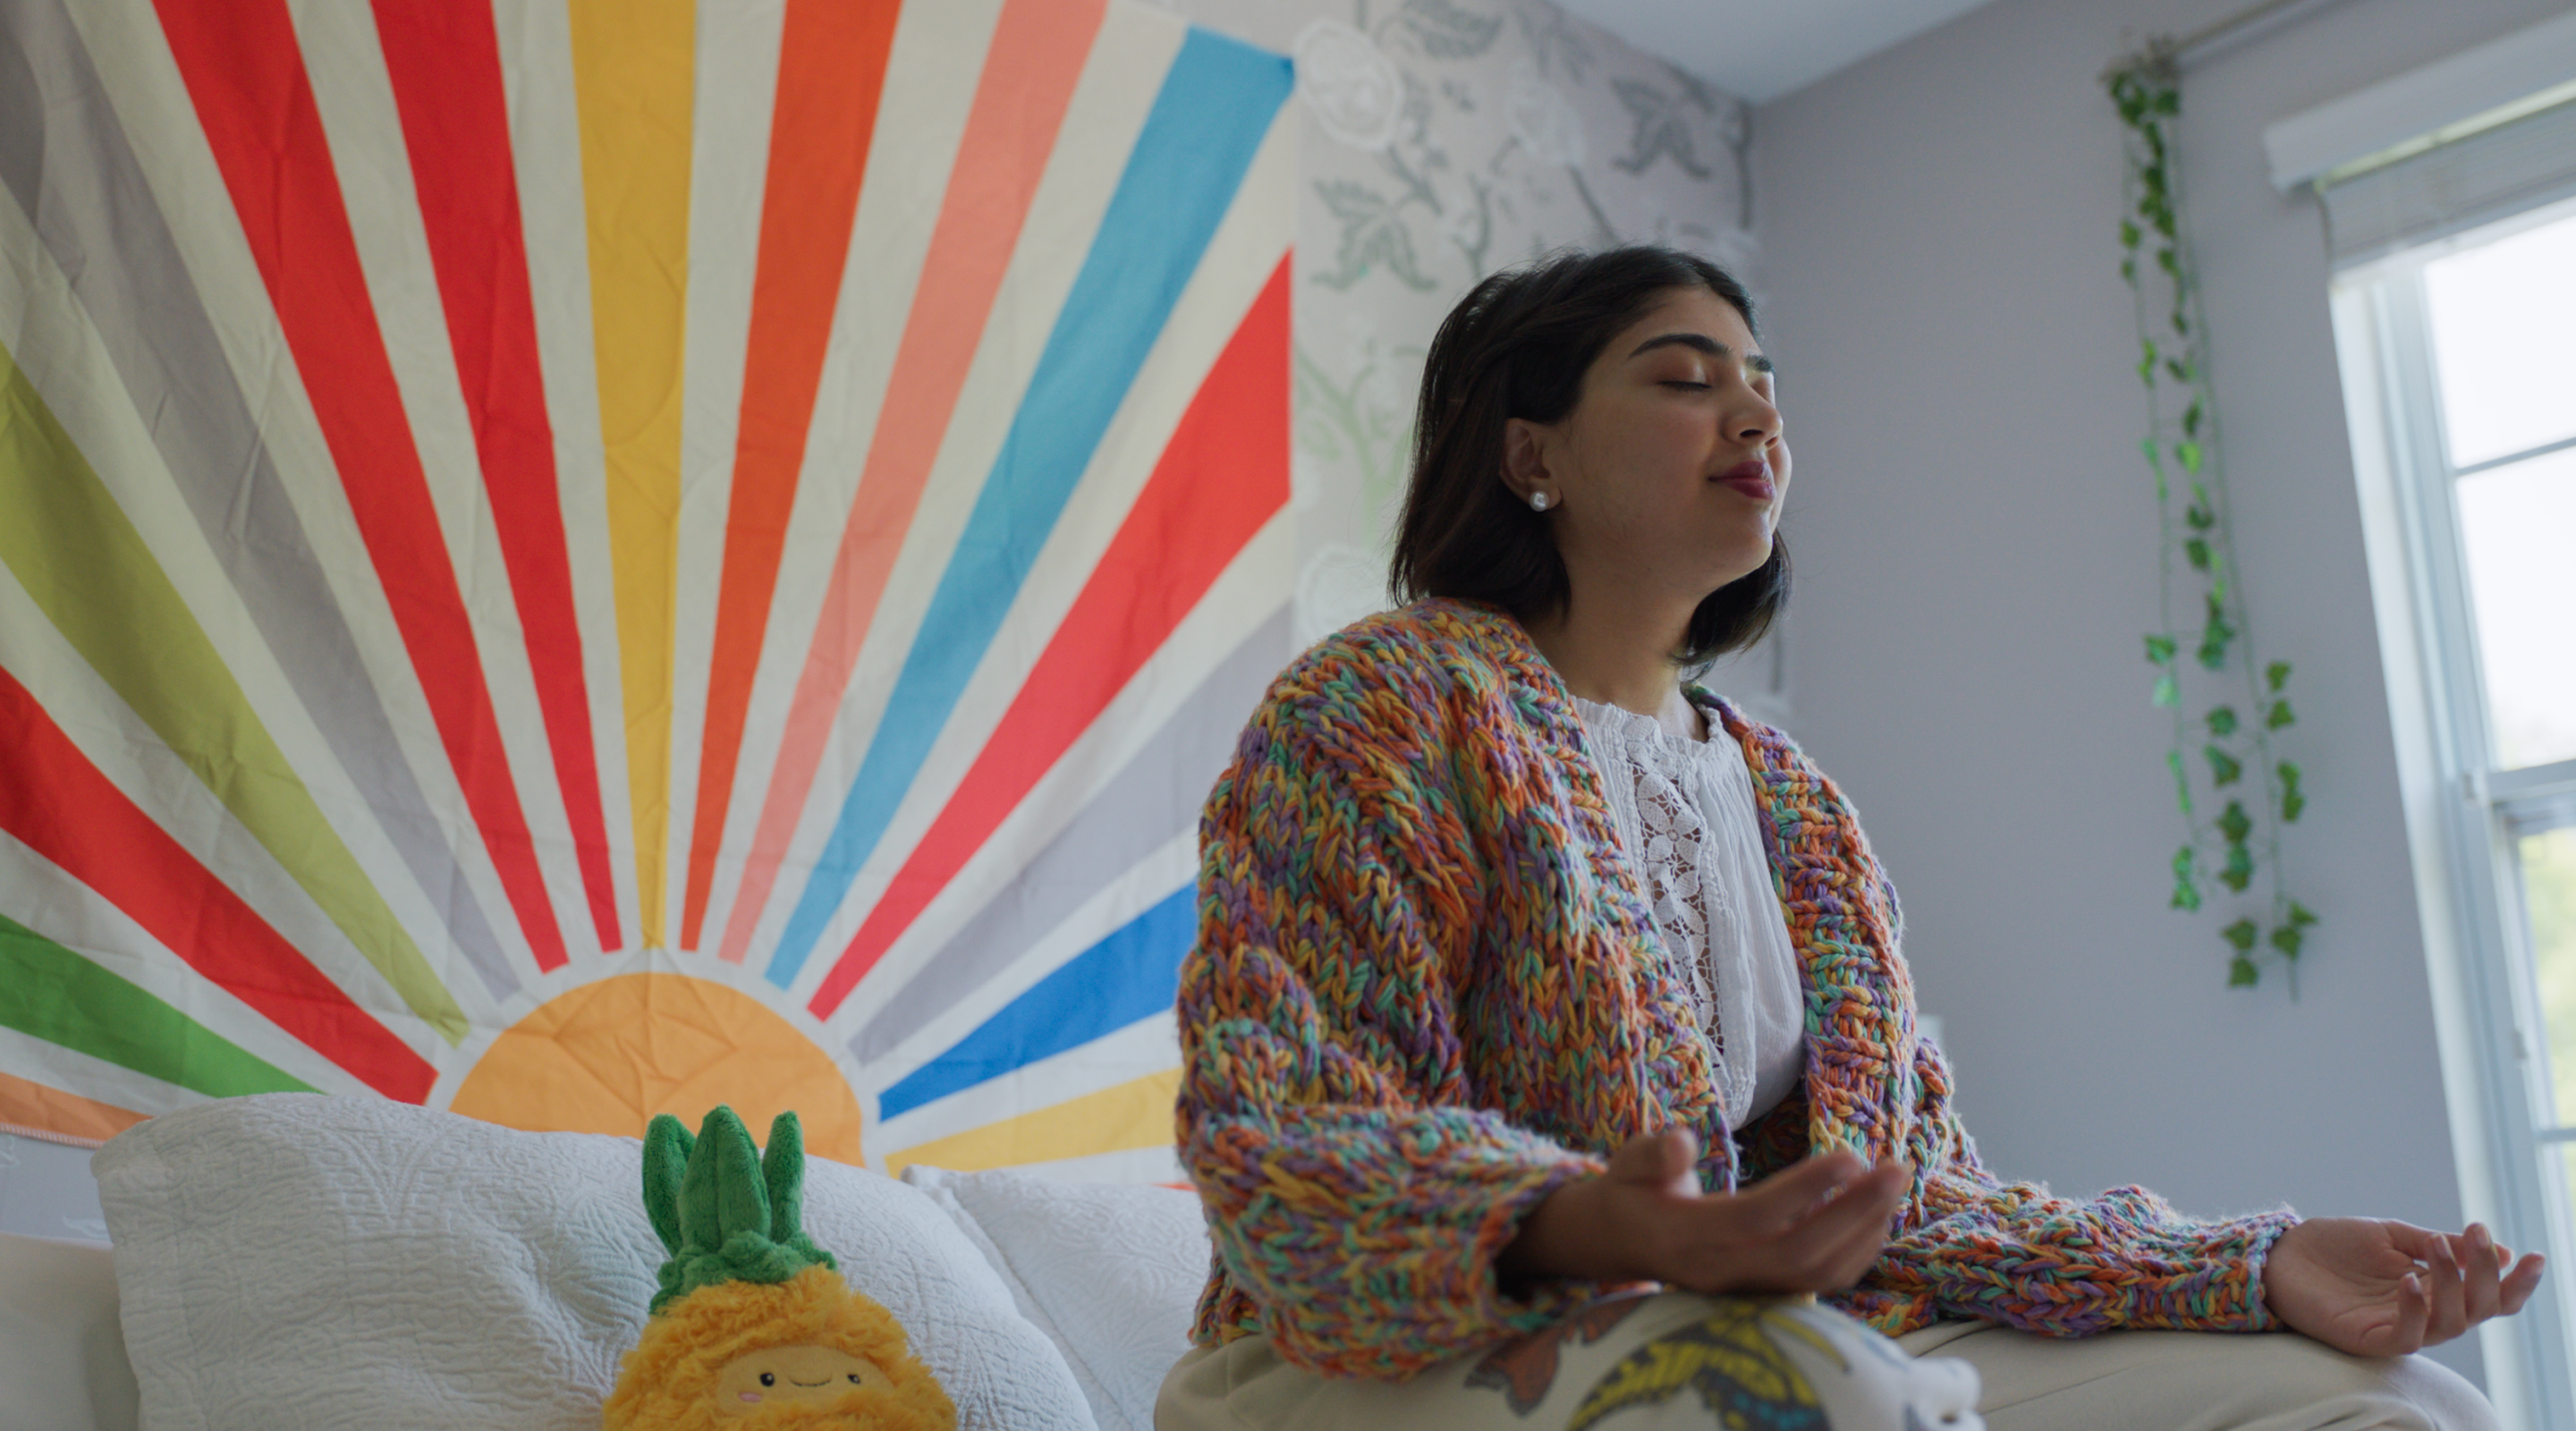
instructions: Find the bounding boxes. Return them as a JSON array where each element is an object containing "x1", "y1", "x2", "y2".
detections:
[
  {"x1": 0, "y1": 0, "x2": 521, "y2": 999},
  {"x1": 849, "y1": 607, "x2": 1292, "y2": 1063}
]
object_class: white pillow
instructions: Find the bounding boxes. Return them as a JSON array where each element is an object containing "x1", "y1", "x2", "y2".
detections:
[
  {"x1": 93, "y1": 1095, "x2": 1095, "y2": 1431},
  {"x1": 0, "y1": 1232, "x2": 140, "y2": 1431},
  {"x1": 902, "y1": 1165, "x2": 1210, "y2": 1431}
]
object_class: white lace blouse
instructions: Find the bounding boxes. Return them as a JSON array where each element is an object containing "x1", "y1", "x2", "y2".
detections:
[{"x1": 1572, "y1": 695, "x2": 1807, "y2": 1132}]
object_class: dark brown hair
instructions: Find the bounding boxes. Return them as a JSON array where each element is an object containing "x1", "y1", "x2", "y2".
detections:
[{"x1": 1388, "y1": 245, "x2": 1788, "y2": 669}]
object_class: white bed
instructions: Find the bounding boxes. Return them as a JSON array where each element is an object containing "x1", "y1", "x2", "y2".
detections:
[{"x1": 0, "y1": 1097, "x2": 1215, "y2": 1431}]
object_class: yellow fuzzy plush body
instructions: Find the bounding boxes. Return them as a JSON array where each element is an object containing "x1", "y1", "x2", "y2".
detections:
[
  {"x1": 603, "y1": 1108, "x2": 956, "y2": 1431},
  {"x1": 603, "y1": 1266, "x2": 954, "y2": 1431}
]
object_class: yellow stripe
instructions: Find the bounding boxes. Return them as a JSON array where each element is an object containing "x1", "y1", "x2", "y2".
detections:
[
  {"x1": 883, "y1": 1067, "x2": 1181, "y2": 1173},
  {"x1": 568, "y1": 0, "x2": 694, "y2": 948}
]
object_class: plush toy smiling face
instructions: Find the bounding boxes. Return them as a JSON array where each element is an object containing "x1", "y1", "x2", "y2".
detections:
[{"x1": 715, "y1": 1343, "x2": 891, "y2": 1417}]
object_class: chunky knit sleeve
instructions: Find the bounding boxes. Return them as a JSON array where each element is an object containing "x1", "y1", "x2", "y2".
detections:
[
  {"x1": 1173, "y1": 662, "x2": 1610, "y2": 1380},
  {"x1": 1836, "y1": 1035, "x2": 2299, "y2": 1338}
]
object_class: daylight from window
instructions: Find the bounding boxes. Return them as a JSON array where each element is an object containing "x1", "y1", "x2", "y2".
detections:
[
  {"x1": 2419, "y1": 207, "x2": 2576, "y2": 1265},
  {"x1": 2424, "y1": 213, "x2": 2576, "y2": 772}
]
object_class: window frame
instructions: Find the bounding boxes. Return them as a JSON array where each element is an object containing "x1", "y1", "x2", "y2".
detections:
[{"x1": 2332, "y1": 196, "x2": 2576, "y2": 1424}]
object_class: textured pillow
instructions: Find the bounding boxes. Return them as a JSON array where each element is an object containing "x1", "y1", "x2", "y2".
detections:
[
  {"x1": 93, "y1": 1096, "x2": 1093, "y2": 1431},
  {"x1": 902, "y1": 1165, "x2": 1209, "y2": 1431}
]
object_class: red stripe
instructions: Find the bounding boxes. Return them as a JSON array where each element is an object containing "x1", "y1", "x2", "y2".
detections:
[
  {"x1": 0, "y1": 666, "x2": 436, "y2": 1102},
  {"x1": 808, "y1": 255, "x2": 1291, "y2": 1020},
  {"x1": 152, "y1": 0, "x2": 571, "y2": 970},
  {"x1": 370, "y1": 0, "x2": 622, "y2": 953},
  {"x1": 681, "y1": 0, "x2": 903, "y2": 951}
]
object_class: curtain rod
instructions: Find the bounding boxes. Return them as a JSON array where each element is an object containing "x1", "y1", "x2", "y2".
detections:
[{"x1": 2101, "y1": 0, "x2": 2359, "y2": 82}]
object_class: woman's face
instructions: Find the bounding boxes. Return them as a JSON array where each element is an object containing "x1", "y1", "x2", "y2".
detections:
[{"x1": 1506, "y1": 285, "x2": 1787, "y2": 605}]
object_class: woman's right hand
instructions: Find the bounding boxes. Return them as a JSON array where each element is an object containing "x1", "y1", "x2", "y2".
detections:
[{"x1": 1500, "y1": 1129, "x2": 1911, "y2": 1295}]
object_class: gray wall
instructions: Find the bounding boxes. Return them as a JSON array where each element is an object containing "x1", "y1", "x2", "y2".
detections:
[{"x1": 1753, "y1": 0, "x2": 2573, "y2": 1390}]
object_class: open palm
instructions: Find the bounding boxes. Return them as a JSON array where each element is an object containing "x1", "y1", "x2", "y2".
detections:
[{"x1": 2263, "y1": 1216, "x2": 2546, "y2": 1357}]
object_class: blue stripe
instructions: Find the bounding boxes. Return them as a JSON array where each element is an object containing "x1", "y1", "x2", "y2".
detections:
[
  {"x1": 875, "y1": 883, "x2": 1195, "y2": 1121},
  {"x1": 767, "y1": 28, "x2": 1290, "y2": 986}
]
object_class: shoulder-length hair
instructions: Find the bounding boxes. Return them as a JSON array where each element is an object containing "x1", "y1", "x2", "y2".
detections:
[{"x1": 1388, "y1": 245, "x2": 1788, "y2": 669}]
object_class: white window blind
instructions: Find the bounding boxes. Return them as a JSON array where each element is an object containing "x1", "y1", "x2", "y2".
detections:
[{"x1": 2318, "y1": 94, "x2": 2576, "y2": 267}]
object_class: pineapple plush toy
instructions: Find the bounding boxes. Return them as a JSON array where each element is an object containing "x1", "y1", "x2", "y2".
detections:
[{"x1": 602, "y1": 1107, "x2": 956, "y2": 1431}]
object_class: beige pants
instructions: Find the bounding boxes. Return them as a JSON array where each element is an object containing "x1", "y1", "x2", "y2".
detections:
[{"x1": 1157, "y1": 1292, "x2": 2496, "y2": 1431}]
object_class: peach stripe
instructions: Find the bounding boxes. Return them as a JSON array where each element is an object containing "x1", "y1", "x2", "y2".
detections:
[
  {"x1": 0, "y1": 1070, "x2": 145, "y2": 1147},
  {"x1": 716, "y1": 0, "x2": 1108, "y2": 964}
]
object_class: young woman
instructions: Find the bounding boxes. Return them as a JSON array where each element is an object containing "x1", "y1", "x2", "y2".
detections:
[{"x1": 1157, "y1": 246, "x2": 2541, "y2": 1430}]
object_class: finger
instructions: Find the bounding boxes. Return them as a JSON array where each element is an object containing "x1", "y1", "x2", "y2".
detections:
[
  {"x1": 1733, "y1": 1151, "x2": 1873, "y2": 1231},
  {"x1": 2385, "y1": 1271, "x2": 2430, "y2": 1356},
  {"x1": 2499, "y1": 1253, "x2": 2547, "y2": 1316},
  {"x1": 2422, "y1": 1235, "x2": 2468, "y2": 1346},
  {"x1": 1607, "y1": 1129, "x2": 1700, "y2": 1194},
  {"x1": 2461, "y1": 1226, "x2": 2502, "y2": 1325},
  {"x1": 1733, "y1": 1165, "x2": 1905, "y2": 1289}
]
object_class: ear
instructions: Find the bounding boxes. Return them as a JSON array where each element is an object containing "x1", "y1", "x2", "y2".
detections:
[
  {"x1": 1500, "y1": 417, "x2": 1556, "y2": 507},
  {"x1": 640, "y1": 1113, "x2": 693, "y2": 1254},
  {"x1": 761, "y1": 1112, "x2": 807, "y2": 1242}
]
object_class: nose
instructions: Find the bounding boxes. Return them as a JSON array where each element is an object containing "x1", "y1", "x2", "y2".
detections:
[{"x1": 1729, "y1": 382, "x2": 1782, "y2": 446}]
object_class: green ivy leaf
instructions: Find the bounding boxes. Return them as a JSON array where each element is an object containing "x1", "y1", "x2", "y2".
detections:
[
  {"x1": 2269, "y1": 923, "x2": 2305, "y2": 958},
  {"x1": 2207, "y1": 706, "x2": 2239, "y2": 737},
  {"x1": 2228, "y1": 954, "x2": 2260, "y2": 987},
  {"x1": 2122, "y1": 257, "x2": 2138, "y2": 285},
  {"x1": 2282, "y1": 789, "x2": 2306, "y2": 821},
  {"x1": 2157, "y1": 247, "x2": 2180, "y2": 277},
  {"x1": 2216, "y1": 800, "x2": 2252, "y2": 845},
  {"x1": 2267, "y1": 659, "x2": 2292, "y2": 692},
  {"x1": 2286, "y1": 901, "x2": 2318, "y2": 929},
  {"x1": 2152, "y1": 673, "x2": 2180, "y2": 708},
  {"x1": 2138, "y1": 339, "x2": 2158, "y2": 385},
  {"x1": 2219, "y1": 842, "x2": 2255, "y2": 893},
  {"x1": 2205, "y1": 744, "x2": 2241, "y2": 785},
  {"x1": 2168, "y1": 749, "x2": 2194, "y2": 815},
  {"x1": 2184, "y1": 501, "x2": 2216, "y2": 531},
  {"x1": 2183, "y1": 399, "x2": 2203, "y2": 437},
  {"x1": 2223, "y1": 918, "x2": 2260, "y2": 952},
  {"x1": 2184, "y1": 537, "x2": 2211, "y2": 572},
  {"x1": 2170, "y1": 846, "x2": 2201, "y2": 911},
  {"x1": 2120, "y1": 219, "x2": 2141, "y2": 249},
  {"x1": 2267, "y1": 699, "x2": 2296, "y2": 729},
  {"x1": 2144, "y1": 634, "x2": 2177, "y2": 664},
  {"x1": 2166, "y1": 356, "x2": 2194, "y2": 384},
  {"x1": 2176, "y1": 440, "x2": 2204, "y2": 474},
  {"x1": 2154, "y1": 89, "x2": 2180, "y2": 115}
]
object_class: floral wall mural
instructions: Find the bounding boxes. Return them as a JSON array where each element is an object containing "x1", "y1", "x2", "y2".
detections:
[{"x1": 1156, "y1": 0, "x2": 1765, "y2": 677}]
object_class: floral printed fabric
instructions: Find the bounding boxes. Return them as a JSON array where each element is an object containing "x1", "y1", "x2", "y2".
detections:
[{"x1": 1174, "y1": 598, "x2": 2297, "y2": 1379}]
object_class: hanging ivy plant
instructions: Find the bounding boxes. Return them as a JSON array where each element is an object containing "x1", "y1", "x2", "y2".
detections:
[{"x1": 2108, "y1": 60, "x2": 2316, "y2": 991}]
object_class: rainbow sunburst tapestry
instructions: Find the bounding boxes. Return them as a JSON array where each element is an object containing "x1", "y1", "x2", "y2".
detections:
[{"x1": 0, "y1": 0, "x2": 1295, "y2": 1182}]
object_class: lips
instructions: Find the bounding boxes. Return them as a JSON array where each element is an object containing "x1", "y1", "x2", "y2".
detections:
[{"x1": 1715, "y1": 459, "x2": 1773, "y2": 501}]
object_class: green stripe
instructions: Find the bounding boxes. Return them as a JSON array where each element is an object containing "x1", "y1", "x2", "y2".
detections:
[
  {"x1": 0, "y1": 342, "x2": 467, "y2": 1042},
  {"x1": 0, "y1": 910, "x2": 315, "y2": 1098}
]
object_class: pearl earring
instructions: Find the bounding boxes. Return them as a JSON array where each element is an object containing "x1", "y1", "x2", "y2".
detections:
[{"x1": 1529, "y1": 491, "x2": 1552, "y2": 512}]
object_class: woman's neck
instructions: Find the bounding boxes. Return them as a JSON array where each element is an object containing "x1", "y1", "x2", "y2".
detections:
[{"x1": 1521, "y1": 591, "x2": 1704, "y2": 741}]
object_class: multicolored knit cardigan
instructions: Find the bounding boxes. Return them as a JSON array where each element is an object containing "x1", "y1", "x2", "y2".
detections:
[{"x1": 1174, "y1": 597, "x2": 2297, "y2": 1381}]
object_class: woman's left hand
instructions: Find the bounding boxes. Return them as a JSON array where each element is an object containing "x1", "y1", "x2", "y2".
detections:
[{"x1": 2261, "y1": 1216, "x2": 2546, "y2": 1356}]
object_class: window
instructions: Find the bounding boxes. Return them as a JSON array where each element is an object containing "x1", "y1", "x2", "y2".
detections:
[{"x1": 2334, "y1": 197, "x2": 2576, "y2": 1420}]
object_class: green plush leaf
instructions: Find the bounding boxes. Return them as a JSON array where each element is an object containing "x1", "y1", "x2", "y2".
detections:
[
  {"x1": 2219, "y1": 842, "x2": 2255, "y2": 892},
  {"x1": 2121, "y1": 219, "x2": 2141, "y2": 249},
  {"x1": 2185, "y1": 537, "x2": 2211, "y2": 572},
  {"x1": 2267, "y1": 659, "x2": 2292, "y2": 691},
  {"x1": 2282, "y1": 789, "x2": 2306, "y2": 821},
  {"x1": 2278, "y1": 760, "x2": 2306, "y2": 821},
  {"x1": 760, "y1": 1112, "x2": 807, "y2": 1245},
  {"x1": 2207, "y1": 706, "x2": 2239, "y2": 736},
  {"x1": 2152, "y1": 673, "x2": 2180, "y2": 708},
  {"x1": 641, "y1": 1113, "x2": 693, "y2": 1256},
  {"x1": 2270, "y1": 922, "x2": 2305, "y2": 958},
  {"x1": 2216, "y1": 800, "x2": 2252, "y2": 845},
  {"x1": 2228, "y1": 954, "x2": 2260, "y2": 987},
  {"x1": 2176, "y1": 440, "x2": 2203, "y2": 474},
  {"x1": 2157, "y1": 247, "x2": 2180, "y2": 277},
  {"x1": 2205, "y1": 744, "x2": 2241, "y2": 785},
  {"x1": 2287, "y1": 900, "x2": 2319, "y2": 928},
  {"x1": 2267, "y1": 699, "x2": 2296, "y2": 729},
  {"x1": 2223, "y1": 918, "x2": 2260, "y2": 952},
  {"x1": 2145, "y1": 633, "x2": 2177, "y2": 664}
]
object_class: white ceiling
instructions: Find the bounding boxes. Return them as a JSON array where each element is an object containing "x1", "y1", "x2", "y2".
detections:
[{"x1": 1551, "y1": 0, "x2": 2004, "y2": 104}]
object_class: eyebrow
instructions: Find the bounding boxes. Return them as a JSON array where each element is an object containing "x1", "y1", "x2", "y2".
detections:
[{"x1": 1627, "y1": 332, "x2": 1775, "y2": 374}]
